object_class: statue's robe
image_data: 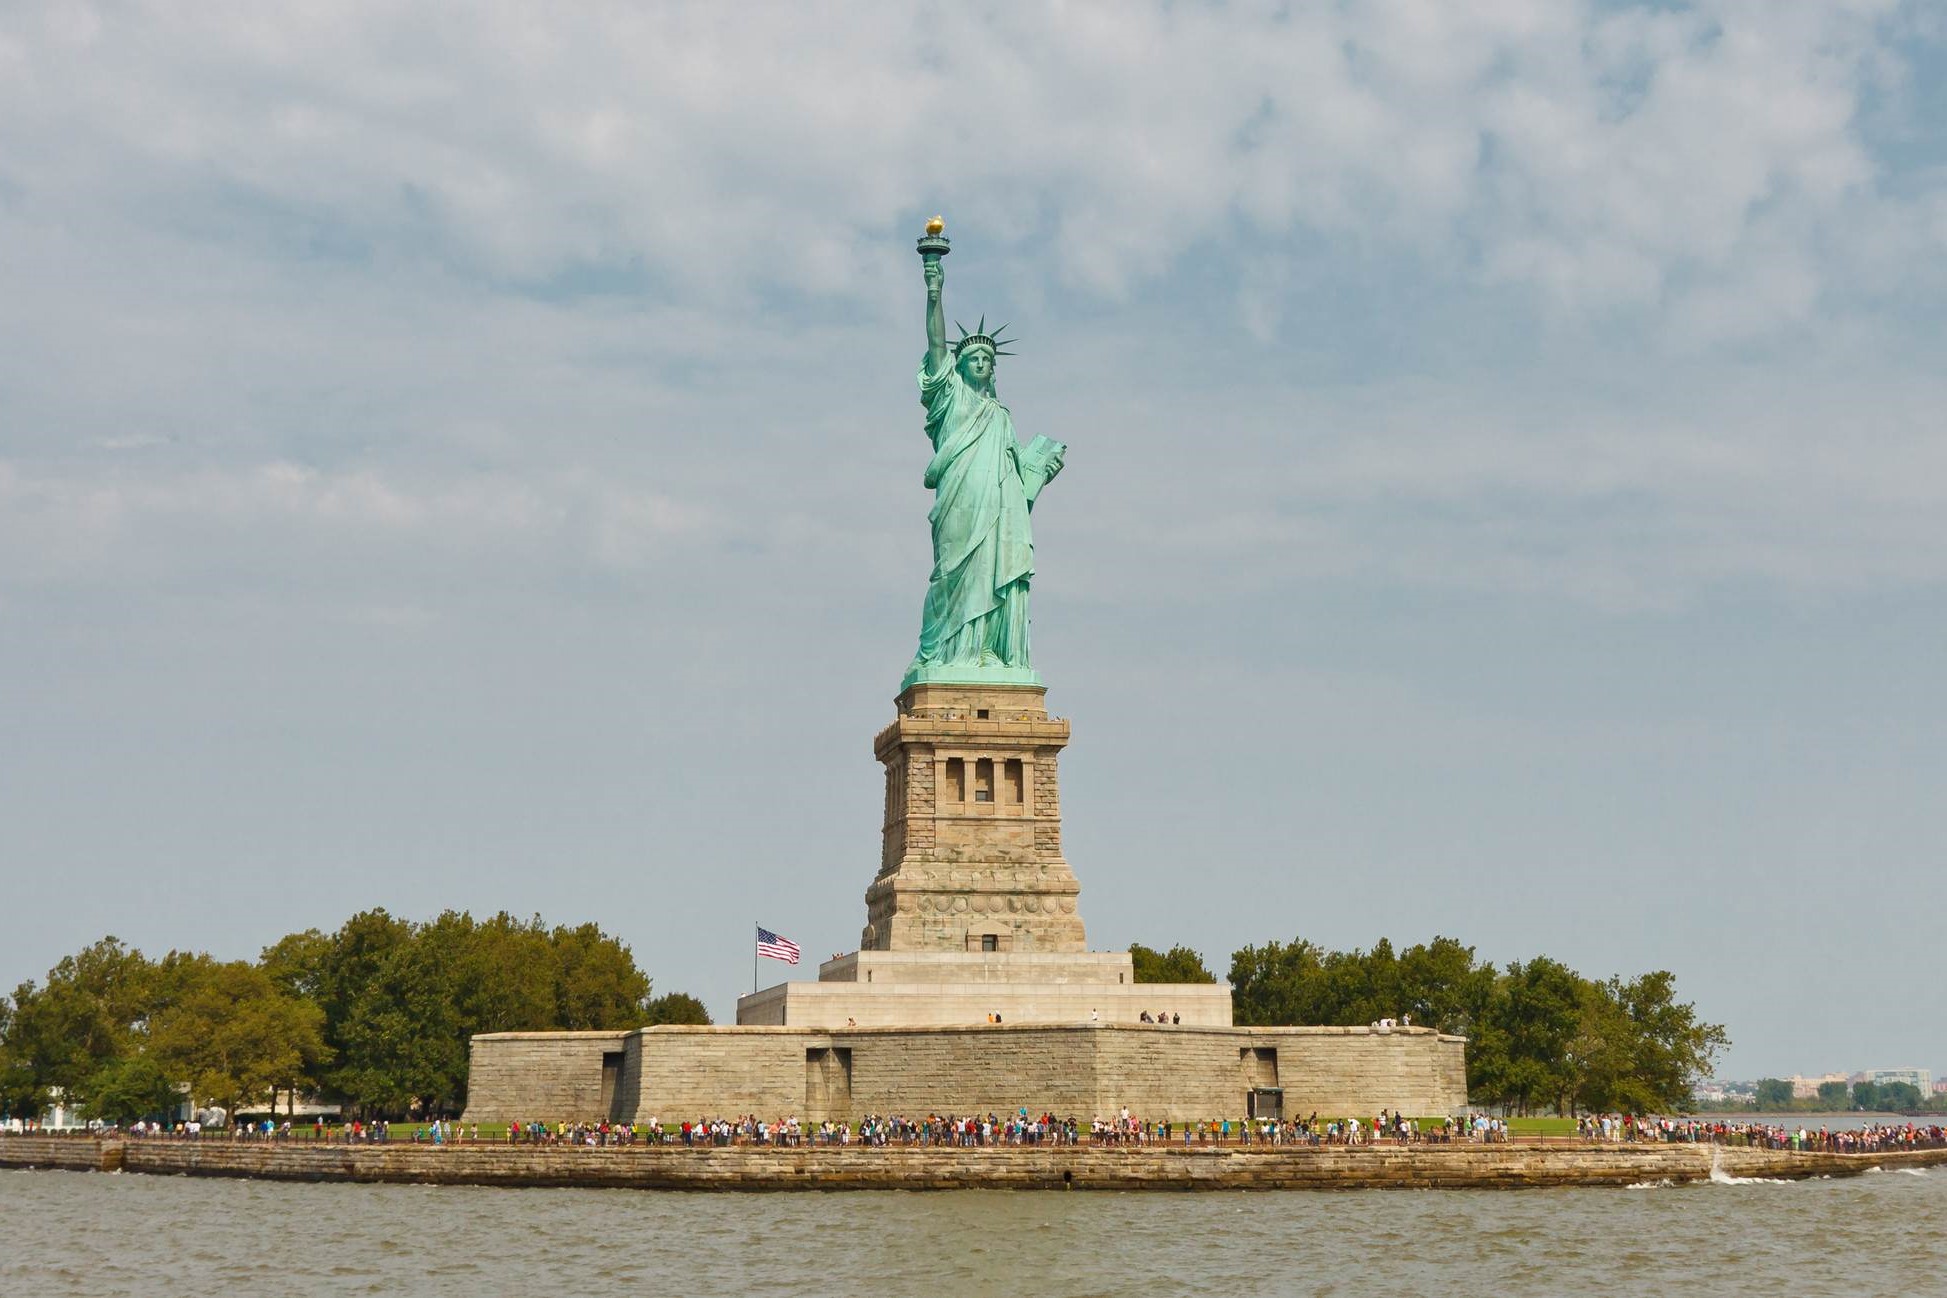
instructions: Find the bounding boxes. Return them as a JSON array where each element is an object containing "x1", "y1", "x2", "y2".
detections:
[{"x1": 911, "y1": 353, "x2": 1038, "y2": 670}]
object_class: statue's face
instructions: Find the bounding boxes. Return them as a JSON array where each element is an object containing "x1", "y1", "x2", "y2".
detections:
[{"x1": 959, "y1": 348, "x2": 995, "y2": 388}]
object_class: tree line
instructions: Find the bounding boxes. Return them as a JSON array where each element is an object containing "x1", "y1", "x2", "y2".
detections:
[
  {"x1": 1132, "y1": 935, "x2": 1728, "y2": 1115},
  {"x1": 3, "y1": 919, "x2": 1728, "y2": 1123},
  {"x1": 1735, "y1": 1077, "x2": 1943, "y2": 1114},
  {"x1": 0, "y1": 910, "x2": 709, "y2": 1123}
]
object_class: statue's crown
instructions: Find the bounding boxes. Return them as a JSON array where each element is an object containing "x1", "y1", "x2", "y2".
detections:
[{"x1": 953, "y1": 315, "x2": 1017, "y2": 358}]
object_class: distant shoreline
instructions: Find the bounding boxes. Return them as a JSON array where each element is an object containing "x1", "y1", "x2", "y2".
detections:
[{"x1": 4, "y1": 1134, "x2": 1943, "y2": 1192}]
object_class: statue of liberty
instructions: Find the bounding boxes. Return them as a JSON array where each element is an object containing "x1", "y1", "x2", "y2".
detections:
[{"x1": 904, "y1": 218, "x2": 1065, "y2": 689}]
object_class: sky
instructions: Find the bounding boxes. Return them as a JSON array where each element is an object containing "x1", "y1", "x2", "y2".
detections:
[{"x1": 2, "y1": 1, "x2": 1943, "y2": 1084}]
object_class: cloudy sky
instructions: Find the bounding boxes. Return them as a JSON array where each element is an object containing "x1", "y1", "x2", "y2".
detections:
[{"x1": 3, "y1": 1, "x2": 1943, "y2": 1082}]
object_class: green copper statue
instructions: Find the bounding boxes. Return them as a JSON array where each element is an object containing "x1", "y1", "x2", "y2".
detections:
[{"x1": 903, "y1": 218, "x2": 1065, "y2": 690}]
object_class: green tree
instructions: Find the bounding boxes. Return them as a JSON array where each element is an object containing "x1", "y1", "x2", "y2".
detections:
[
  {"x1": 332, "y1": 924, "x2": 467, "y2": 1115},
  {"x1": 450, "y1": 913, "x2": 558, "y2": 1035},
  {"x1": 297, "y1": 908, "x2": 654, "y2": 1118},
  {"x1": 1586, "y1": 971, "x2": 1727, "y2": 1112},
  {"x1": 1394, "y1": 937, "x2": 1496, "y2": 1036},
  {"x1": 1481, "y1": 957, "x2": 1585, "y2": 1115},
  {"x1": 1817, "y1": 1080, "x2": 1850, "y2": 1108},
  {"x1": 1875, "y1": 1081, "x2": 1923, "y2": 1111},
  {"x1": 1129, "y1": 944, "x2": 1217, "y2": 985},
  {"x1": 0, "y1": 991, "x2": 42, "y2": 1117},
  {"x1": 1229, "y1": 938, "x2": 1331, "y2": 1026},
  {"x1": 2, "y1": 938, "x2": 155, "y2": 1104},
  {"x1": 310, "y1": 909, "x2": 416, "y2": 1115},
  {"x1": 259, "y1": 928, "x2": 334, "y2": 1003},
  {"x1": 1564, "y1": 978, "x2": 1648, "y2": 1114},
  {"x1": 148, "y1": 956, "x2": 327, "y2": 1117},
  {"x1": 644, "y1": 992, "x2": 713, "y2": 1026},
  {"x1": 1754, "y1": 1078, "x2": 1795, "y2": 1110},
  {"x1": 550, "y1": 921, "x2": 653, "y2": 1029},
  {"x1": 78, "y1": 1053, "x2": 177, "y2": 1125}
]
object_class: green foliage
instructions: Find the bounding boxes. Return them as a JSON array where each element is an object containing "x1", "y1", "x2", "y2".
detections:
[
  {"x1": 0, "y1": 912, "x2": 699, "y2": 1124},
  {"x1": 1817, "y1": 1080, "x2": 1850, "y2": 1107},
  {"x1": 1128, "y1": 944, "x2": 1217, "y2": 985},
  {"x1": 1, "y1": 938, "x2": 156, "y2": 1112},
  {"x1": 1230, "y1": 936, "x2": 1495, "y2": 1035},
  {"x1": 77, "y1": 1053, "x2": 177, "y2": 1124},
  {"x1": 1852, "y1": 1080, "x2": 1923, "y2": 1111},
  {"x1": 0, "y1": 991, "x2": 43, "y2": 1117},
  {"x1": 1231, "y1": 934, "x2": 1725, "y2": 1116},
  {"x1": 147, "y1": 955, "x2": 329, "y2": 1117},
  {"x1": 1570, "y1": 971, "x2": 1729, "y2": 1116},
  {"x1": 258, "y1": 928, "x2": 335, "y2": 1003},
  {"x1": 1882, "y1": 1081, "x2": 1923, "y2": 1109},
  {"x1": 310, "y1": 909, "x2": 655, "y2": 1117},
  {"x1": 1753, "y1": 1078, "x2": 1796, "y2": 1109},
  {"x1": 644, "y1": 992, "x2": 713, "y2": 1026}
]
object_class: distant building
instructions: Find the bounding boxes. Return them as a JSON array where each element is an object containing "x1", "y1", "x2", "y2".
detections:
[
  {"x1": 1787, "y1": 1073, "x2": 1849, "y2": 1100},
  {"x1": 1861, "y1": 1068, "x2": 1931, "y2": 1094},
  {"x1": 1934, "y1": 1080, "x2": 1947, "y2": 1096},
  {"x1": 42, "y1": 1088, "x2": 87, "y2": 1131},
  {"x1": 234, "y1": 1090, "x2": 341, "y2": 1119}
]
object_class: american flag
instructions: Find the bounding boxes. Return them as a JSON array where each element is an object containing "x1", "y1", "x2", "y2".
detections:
[{"x1": 756, "y1": 926, "x2": 801, "y2": 965}]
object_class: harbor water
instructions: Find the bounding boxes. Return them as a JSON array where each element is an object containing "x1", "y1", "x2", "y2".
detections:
[{"x1": 4, "y1": 1158, "x2": 1942, "y2": 1296}]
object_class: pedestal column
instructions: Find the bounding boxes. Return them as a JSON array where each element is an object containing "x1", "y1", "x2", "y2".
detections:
[{"x1": 861, "y1": 682, "x2": 1084, "y2": 953}]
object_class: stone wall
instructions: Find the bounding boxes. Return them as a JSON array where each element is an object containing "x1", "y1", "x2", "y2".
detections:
[
  {"x1": 0, "y1": 1134, "x2": 119, "y2": 1172},
  {"x1": 462, "y1": 1031, "x2": 628, "y2": 1123},
  {"x1": 9, "y1": 1135, "x2": 1943, "y2": 1191},
  {"x1": 841, "y1": 1023, "x2": 1101, "y2": 1117},
  {"x1": 462, "y1": 1022, "x2": 1469, "y2": 1125},
  {"x1": 821, "y1": 950, "x2": 1141, "y2": 984},
  {"x1": 736, "y1": 980, "x2": 1235, "y2": 1028},
  {"x1": 1243, "y1": 1028, "x2": 1471, "y2": 1117},
  {"x1": 631, "y1": 1028, "x2": 805, "y2": 1123},
  {"x1": 466, "y1": 1021, "x2": 1467, "y2": 1126}
]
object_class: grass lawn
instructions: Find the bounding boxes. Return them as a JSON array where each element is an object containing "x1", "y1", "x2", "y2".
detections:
[{"x1": 1505, "y1": 1117, "x2": 1577, "y2": 1137}]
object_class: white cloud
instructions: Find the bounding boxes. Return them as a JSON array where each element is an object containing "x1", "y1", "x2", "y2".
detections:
[
  {"x1": 0, "y1": 1, "x2": 1942, "y2": 614},
  {"x1": 0, "y1": 1, "x2": 1928, "y2": 318},
  {"x1": 0, "y1": 460, "x2": 714, "y2": 585}
]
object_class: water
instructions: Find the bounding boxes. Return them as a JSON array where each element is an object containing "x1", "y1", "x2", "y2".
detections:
[{"x1": 4, "y1": 1165, "x2": 1942, "y2": 1296}]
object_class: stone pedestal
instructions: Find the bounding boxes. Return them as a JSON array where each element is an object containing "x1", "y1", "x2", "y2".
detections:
[
  {"x1": 734, "y1": 678, "x2": 1231, "y2": 1030},
  {"x1": 736, "y1": 950, "x2": 1235, "y2": 1028},
  {"x1": 861, "y1": 682, "x2": 1084, "y2": 953}
]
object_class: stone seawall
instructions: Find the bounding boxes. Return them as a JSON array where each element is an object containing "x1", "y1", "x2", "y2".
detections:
[
  {"x1": 7, "y1": 1135, "x2": 1944, "y2": 1190},
  {"x1": 0, "y1": 1135, "x2": 120, "y2": 1172}
]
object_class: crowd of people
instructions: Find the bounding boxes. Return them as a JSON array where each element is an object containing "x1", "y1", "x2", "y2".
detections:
[
  {"x1": 479, "y1": 1111, "x2": 1942, "y2": 1152},
  {"x1": 480, "y1": 1108, "x2": 1511, "y2": 1149},
  {"x1": 113, "y1": 1117, "x2": 484, "y2": 1143},
  {"x1": 18, "y1": 1112, "x2": 1947, "y2": 1154},
  {"x1": 1580, "y1": 1114, "x2": 1947, "y2": 1152}
]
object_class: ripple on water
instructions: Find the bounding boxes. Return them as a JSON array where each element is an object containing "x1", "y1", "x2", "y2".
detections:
[{"x1": 1, "y1": 1167, "x2": 1943, "y2": 1297}]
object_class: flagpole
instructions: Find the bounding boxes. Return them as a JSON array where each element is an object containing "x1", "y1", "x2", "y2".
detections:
[{"x1": 753, "y1": 923, "x2": 759, "y2": 996}]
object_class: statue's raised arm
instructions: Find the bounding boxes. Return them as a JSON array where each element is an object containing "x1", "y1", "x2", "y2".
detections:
[{"x1": 921, "y1": 217, "x2": 949, "y2": 374}]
